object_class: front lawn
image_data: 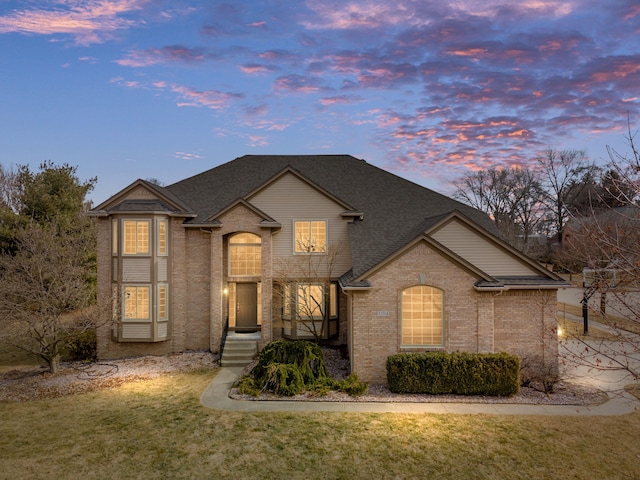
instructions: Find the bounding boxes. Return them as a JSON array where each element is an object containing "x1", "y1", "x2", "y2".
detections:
[{"x1": 1, "y1": 369, "x2": 639, "y2": 479}]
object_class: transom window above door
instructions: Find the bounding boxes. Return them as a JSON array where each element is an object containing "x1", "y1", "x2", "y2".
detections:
[
  {"x1": 294, "y1": 220, "x2": 327, "y2": 253},
  {"x1": 229, "y1": 233, "x2": 261, "y2": 277}
]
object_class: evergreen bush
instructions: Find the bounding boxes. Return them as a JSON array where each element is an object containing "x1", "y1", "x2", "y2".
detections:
[
  {"x1": 243, "y1": 340, "x2": 368, "y2": 397},
  {"x1": 386, "y1": 352, "x2": 520, "y2": 396}
]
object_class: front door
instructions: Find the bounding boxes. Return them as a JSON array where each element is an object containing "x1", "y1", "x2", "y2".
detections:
[{"x1": 236, "y1": 283, "x2": 258, "y2": 332}]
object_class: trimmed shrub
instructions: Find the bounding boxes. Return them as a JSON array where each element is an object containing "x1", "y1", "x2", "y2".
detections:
[{"x1": 386, "y1": 352, "x2": 520, "y2": 396}]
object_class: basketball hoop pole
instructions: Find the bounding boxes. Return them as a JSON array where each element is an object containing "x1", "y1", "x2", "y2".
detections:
[{"x1": 581, "y1": 285, "x2": 590, "y2": 335}]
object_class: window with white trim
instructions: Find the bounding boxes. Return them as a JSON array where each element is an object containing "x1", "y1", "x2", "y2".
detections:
[
  {"x1": 401, "y1": 285, "x2": 444, "y2": 346},
  {"x1": 294, "y1": 220, "x2": 327, "y2": 253}
]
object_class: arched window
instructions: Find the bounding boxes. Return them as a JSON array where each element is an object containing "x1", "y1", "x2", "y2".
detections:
[
  {"x1": 229, "y1": 233, "x2": 261, "y2": 277},
  {"x1": 401, "y1": 285, "x2": 444, "y2": 346}
]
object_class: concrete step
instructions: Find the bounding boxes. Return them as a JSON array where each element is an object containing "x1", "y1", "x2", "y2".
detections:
[{"x1": 220, "y1": 338, "x2": 258, "y2": 368}]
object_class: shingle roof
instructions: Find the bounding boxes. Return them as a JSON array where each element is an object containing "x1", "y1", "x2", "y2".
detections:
[{"x1": 164, "y1": 155, "x2": 499, "y2": 281}]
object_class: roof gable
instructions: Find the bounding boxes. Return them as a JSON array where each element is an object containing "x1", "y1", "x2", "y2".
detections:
[
  {"x1": 205, "y1": 198, "x2": 280, "y2": 227},
  {"x1": 90, "y1": 180, "x2": 194, "y2": 217},
  {"x1": 426, "y1": 212, "x2": 560, "y2": 279},
  {"x1": 246, "y1": 166, "x2": 358, "y2": 214}
]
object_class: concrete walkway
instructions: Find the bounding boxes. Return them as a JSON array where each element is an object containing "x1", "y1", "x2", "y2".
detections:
[{"x1": 200, "y1": 367, "x2": 640, "y2": 416}]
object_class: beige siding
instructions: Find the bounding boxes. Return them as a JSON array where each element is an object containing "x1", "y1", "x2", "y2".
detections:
[
  {"x1": 248, "y1": 172, "x2": 352, "y2": 276},
  {"x1": 122, "y1": 258, "x2": 152, "y2": 282},
  {"x1": 122, "y1": 323, "x2": 152, "y2": 339},
  {"x1": 157, "y1": 322, "x2": 168, "y2": 339},
  {"x1": 431, "y1": 219, "x2": 538, "y2": 276},
  {"x1": 157, "y1": 257, "x2": 168, "y2": 282}
]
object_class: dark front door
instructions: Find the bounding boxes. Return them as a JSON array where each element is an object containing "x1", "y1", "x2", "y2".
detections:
[{"x1": 236, "y1": 283, "x2": 258, "y2": 331}]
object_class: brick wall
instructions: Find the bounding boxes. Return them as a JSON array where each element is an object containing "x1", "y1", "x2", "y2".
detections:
[
  {"x1": 350, "y1": 240, "x2": 558, "y2": 383},
  {"x1": 183, "y1": 227, "x2": 211, "y2": 351}
]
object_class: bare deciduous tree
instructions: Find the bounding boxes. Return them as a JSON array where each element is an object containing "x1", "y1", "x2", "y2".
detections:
[
  {"x1": 452, "y1": 166, "x2": 546, "y2": 254},
  {"x1": 560, "y1": 121, "x2": 640, "y2": 381},
  {"x1": 537, "y1": 148, "x2": 597, "y2": 243},
  {"x1": 273, "y1": 246, "x2": 340, "y2": 342},
  {"x1": 0, "y1": 219, "x2": 99, "y2": 373}
]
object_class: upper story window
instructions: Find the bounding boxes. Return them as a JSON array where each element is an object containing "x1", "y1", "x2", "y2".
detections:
[
  {"x1": 229, "y1": 233, "x2": 261, "y2": 277},
  {"x1": 401, "y1": 285, "x2": 444, "y2": 347},
  {"x1": 123, "y1": 220, "x2": 150, "y2": 255},
  {"x1": 157, "y1": 219, "x2": 168, "y2": 256},
  {"x1": 294, "y1": 220, "x2": 327, "y2": 253}
]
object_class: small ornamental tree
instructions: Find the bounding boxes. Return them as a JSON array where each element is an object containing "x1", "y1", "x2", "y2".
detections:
[
  {"x1": 0, "y1": 218, "x2": 98, "y2": 373},
  {"x1": 0, "y1": 161, "x2": 99, "y2": 373}
]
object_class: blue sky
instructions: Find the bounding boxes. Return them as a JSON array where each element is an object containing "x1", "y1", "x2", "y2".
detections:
[{"x1": 1, "y1": 0, "x2": 639, "y2": 204}]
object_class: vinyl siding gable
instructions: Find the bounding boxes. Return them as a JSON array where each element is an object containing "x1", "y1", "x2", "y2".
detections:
[
  {"x1": 248, "y1": 172, "x2": 352, "y2": 275},
  {"x1": 430, "y1": 218, "x2": 540, "y2": 277}
]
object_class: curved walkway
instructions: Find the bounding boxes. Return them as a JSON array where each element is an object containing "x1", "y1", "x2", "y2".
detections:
[{"x1": 200, "y1": 367, "x2": 640, "y2": 416}]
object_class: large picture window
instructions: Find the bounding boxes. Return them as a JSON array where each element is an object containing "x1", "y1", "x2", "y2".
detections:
[
  {"x1": 123, "y1": 220, "x2": 150, "y2": 255},
  {"x1": 229, "y1": 233, "x2": 261, "y2": 276},
  {"x1": 284, "y1": 282, "x2": 338, "y2": 319},
  {"x1": 294, "y1": 221, "x2": 327, "y2": 253},
  {"x1": 401, "y1": 285, "x2": 443, "y2": 346}
]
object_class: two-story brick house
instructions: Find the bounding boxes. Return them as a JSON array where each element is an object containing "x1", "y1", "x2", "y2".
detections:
[{"x1": 90, "y1": 155, "x2": 566, "y2": 383}]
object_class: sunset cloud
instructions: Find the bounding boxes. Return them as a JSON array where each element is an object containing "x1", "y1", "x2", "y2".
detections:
[
  {"x1": 170, "y1": 84, "x2": 244, "y2": 109},
  {"x1": 0, "y1": 0, "x2": 146, "y2": 45},
  {"x1": 116, "y1": 46, "x2": 208, "y2": 67},
  {"x1": 3, "y1": 0, "x2": 638, "y2": 202}
]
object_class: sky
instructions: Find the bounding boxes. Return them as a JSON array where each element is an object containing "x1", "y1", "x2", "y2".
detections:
[{"x1": 1, "y1": 0, "x2": 639, "y2": 204}]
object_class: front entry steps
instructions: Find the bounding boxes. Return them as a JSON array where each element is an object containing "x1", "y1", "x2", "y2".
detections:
[{"x1": 220, "y1": 333, "x2": 260, "y2": 368}]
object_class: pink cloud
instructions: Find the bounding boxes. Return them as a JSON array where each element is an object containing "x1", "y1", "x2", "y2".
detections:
[
  {"x1": 170, "y1": 84, "x2": 244, "y2": 109},
  {"x1": 239, "y1": 63, "x2": 278, "y2": 74},
  {"x1": 116, "y1": 46, "x2": 207, "y2": 67},
  {"x1": 273, "y1": 74, "x2": 325, "y2": 93},
  {"x1": 319, "y1": 95, "x2": 361, "y2": 105},
  {"x1": 175, "y1": 152, "x2": 203, "y2": 161},
  {"x1": 0, "y1": 0, "x2": 146, "y2": 45}
]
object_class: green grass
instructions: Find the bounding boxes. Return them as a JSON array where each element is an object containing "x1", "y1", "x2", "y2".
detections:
[{"x1": 2, "y1": 369, "x2": 640, "y2": 479}]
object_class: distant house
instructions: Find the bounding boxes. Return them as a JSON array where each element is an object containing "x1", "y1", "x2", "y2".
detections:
[{"x1": 90, "y1": 155, "x2": 566, "y2": 383}]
